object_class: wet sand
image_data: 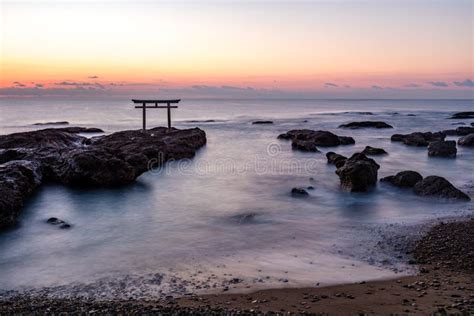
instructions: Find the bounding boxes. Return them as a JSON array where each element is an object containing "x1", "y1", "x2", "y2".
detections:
[{"x1": 1, "y1": 218, "x2": 472, "y2": 314}]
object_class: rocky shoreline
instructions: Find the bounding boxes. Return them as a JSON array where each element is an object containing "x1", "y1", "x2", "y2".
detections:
[
  {"x1": 0, "y1": 126, "x2": 206, "y2": 228},
  {"x1": 0, "y1": 218, "x2": 472, "y2": 314}
]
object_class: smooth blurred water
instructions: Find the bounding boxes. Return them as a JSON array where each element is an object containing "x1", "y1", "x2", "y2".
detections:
[{"x1": 0, "y1": 98, "x2": 472, "y2": 296}]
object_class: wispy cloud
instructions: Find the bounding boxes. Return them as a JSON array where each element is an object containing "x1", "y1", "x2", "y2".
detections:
[
  {"x1": 324, "y1": 82, "x2": 338, "y2": 88},
  {"x1": 453, "y1": 79, "x2": 474, "y2": 87},
  {"x1": 88, "y1": 75, "x2": 99, "y2": 79},
  {"x1": 428, "y1": 81, "x2": 448, "y2": 87},
  {"x1": 371, "y1": 85, "x2": 383, "y2": 90},
  {"x1": 404, "y1": 83, "x2": 420, "y2": 88},
  {"x1": 54, "y1": 81, "x2": 105, "y2": 89}
]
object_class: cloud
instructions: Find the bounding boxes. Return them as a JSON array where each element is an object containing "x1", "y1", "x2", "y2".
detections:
[
  {"x1": 324, "y1": 82, "x2": 338, "y2": 88},
  {"x1": 428, "y1": 81, "x2": 448, "y2": 87},
  {"x1": 404, "y1": 83, "x2": 420, "y2": 88},
  {"x1": 54, "y1": 81, "x2": 105, "y2": 89},
  {"x1": 88, "y1": 75, "x2": 99, "y2": 79},
  {"x1": 35, "y1": 83, "x2": 44, "y2": 88},
  {"x1": 371, "y1": 85, "x2": 383, "y2": 90},
  {"x1": 13, "y1": 81, "x2": 25, "y2": 87},
  {"x1": 453, "y1": 79, "x2": 474, "y2": 87}
]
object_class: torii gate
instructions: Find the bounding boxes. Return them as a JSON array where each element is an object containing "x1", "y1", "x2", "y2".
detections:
[{"x1": 132, "y1": 99, "x2": 180, "y2": 131}]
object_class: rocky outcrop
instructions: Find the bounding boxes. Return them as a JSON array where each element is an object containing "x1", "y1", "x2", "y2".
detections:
[
  {"x1": 413, "y1": 176, "x2": 470, "y2": 200},
  {"x1": 427, "y1": 141, "x2": 457, "y2": 157},
  {"x1": 335, "y1": 153, "x2": 380, "y2": 192},
  {"x1": 326, "y1": 152, "x2": 347, "y2": 168},
  {"x1": 339, "y1": 121, "x2": 393, "y2": 129},
  {"x1": 391, "y1": 132, "x2": 445, "y2": 147},
  {"x1": 278, "y1": 130, "x2": 355, "y2": 148},
  {"x1": 361, "y1": 146, "x2": 387, "y2": 155},
  {"x1": 0, "y1": 127, "x2": 206, "y2": 228},
  {"x1": 449, "y1": 111, "x2": 474, "y2": 119},
  {"x1": 381, "y1": 171, "x2": 423, "y2": 188},
  {"x1": 458, "y1": 133, "x2": 474, "y2": 147},
  {"x1": 456, "y1": 127, "x2": 474, "y2": 136},
  {"x1": 47, "y1": 217, "x2": 71, "y2": 229}
]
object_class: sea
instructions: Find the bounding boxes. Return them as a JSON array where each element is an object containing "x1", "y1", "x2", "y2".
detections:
[{"x1": 0, "y1": 98, "x2": 472, "y2": 299}]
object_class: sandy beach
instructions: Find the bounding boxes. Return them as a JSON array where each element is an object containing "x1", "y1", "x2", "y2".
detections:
[{"x1": 1, "y1": 218, "x2": 472, "y2": 314}]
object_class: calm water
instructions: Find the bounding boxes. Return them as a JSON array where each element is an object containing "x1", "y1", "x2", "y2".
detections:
[{"x1": 0, "y1": 98, "x2": 473, "y2": 298}]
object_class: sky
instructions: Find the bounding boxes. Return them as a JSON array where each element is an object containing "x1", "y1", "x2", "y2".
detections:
[{"x1": 0, "y1": 0, "x2": 473, "y2": 99}]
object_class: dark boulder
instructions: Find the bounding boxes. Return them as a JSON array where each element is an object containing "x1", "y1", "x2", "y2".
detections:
[
  {"x1": 291, "y1": 187, "x2": 309, "y2": 196},
  {"x1": 427, "y1": 141, "x2": 457, "y2": 157},
  {"x1": 252, "y1": 121, "x2": 274, "y2": 125},
  {"x1": 46, "y1": 217, "x2": 71, "y2": 229},
  {"x1": 391, "y1": 132, "x2": 445, "y2": 147},
  {"x1": 291, "y1": 139, "x2": 320, "y2": 152},
  {"x1": 326, "y1": 152, "x2": 347, "y2": 168},
  {"x1": 339, "y1": 121, "x2": 393, "y2": 129},
  {"x1": 278, "y1": 129, "x2": 354, "y2": 146},
  {"x1": 381, "y1": 171, "x2": 423, "y2": 188},
  {"x1": 449, "y1": 111, "x2": 474, "y2": 119},
  {"x1": 458, "y1": 133, "x2": 474, "y2": 147},
  {"x1": 456, "y1": 126, "x2": 474, "y2": 136},
  {"x1": 335, "y1": 153, "x2": 380, "y2": 192},
  {"x1": 413, "y1": 176, "x2": 470, "y2": 200},
  {"x1": 362, "y1": 146, "x2": 387, "y2": 155}
]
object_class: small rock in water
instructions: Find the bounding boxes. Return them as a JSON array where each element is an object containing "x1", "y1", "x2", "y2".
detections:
[
  {"x1": 252, "y1": 120, "x2": 274, "y2": 125},
  {"x1": 46, "y1": 217, "x2": 64, "y2": 225},
  {"x1": 46, "y1": 217, "x2": 71, "y2": 228},
  {"x1": 362, "y1": 146, "x2": 387, "y2": 156},
  {"x1": 339, "y1": 121, "x2": 393, "y2": 129},
  {"x1": 427, "y1": 140, "x2": 457, "y2": 158},
  {"x1": 291, "y1": 188, "x2": 309, "y2": 196},
  {"x1": 307, "y1": 186, "x2": 314, "y2": 190}
]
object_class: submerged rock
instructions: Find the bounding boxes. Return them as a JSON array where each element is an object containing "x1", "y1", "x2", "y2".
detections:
[
  {"x1": 291, "y1": 187, "x2": 309, "y2": 196},
  {"x1": 391, "y1": 131, "x2": 445, "y2": 147},
  {"x1": 449, "y1": 111, "x2": 474, "y2": 119},
  {"x1": 335, "y1": 153, "x2": 380, "y2": 192},
  {"x1": 413, "y1": 176, "x2": 470, "y2": 200},
  {"x1": 326, "y1": 152, "x2": 347, "y2": 168},
  {"x1": 278, "y1": 129, "x2": 355, "y2": 147},
  {"x1": 381, "y1": 171, "x2": 423, "y2": 188},
  {"x1": 361, "y1": 146, "x2": 387, "y2": 155},
  {"x1": 427, "y1": 140, "x2": 457, "y2": 157},
  {"x1": 0, "y1": 127, "x2": 206, "y2": 228},
  {"x1": 458, "y1": 133, "x2": 474, "y2": 147},
  {"x1": 339, "y1": 121, "x2": 393, "y2": 129},
  {"x1": 252, "y1": 120, "x2": 274, "y2": 124}
]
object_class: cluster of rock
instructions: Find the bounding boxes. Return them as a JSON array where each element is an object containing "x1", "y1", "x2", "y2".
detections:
[
  {"x1": 326, "y1": 152, "x2": 380, "y2": 192},
  {"x1": 278, "y1": 129, "x2": 354, "y2": 152},
  {"x1": 391, "y1": 131, "x2": 446, "y2": 147},
  {"x1": 0, "y1": 127, "x2": 206, "y2": 228},
  {"x1": 442, "y1": 126, "x2": 474, "y2": 136},
  {"x1": 381, "y1": 171, "x2": 470, "y2": 200},
  {"x1": 339, "y1": 121, "x2": 393, "y2": 129}
]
